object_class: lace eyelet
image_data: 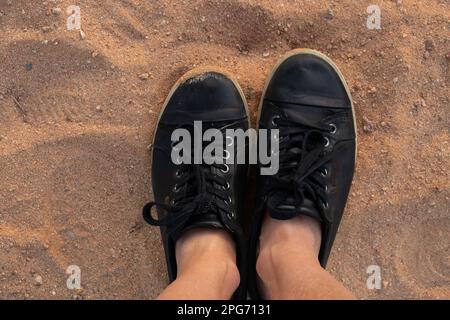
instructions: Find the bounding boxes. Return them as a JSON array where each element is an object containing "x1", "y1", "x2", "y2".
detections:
[
  {"x1": 224, "y1": 150, "x2": 231, "y2": 160},
  {"x1": 320, "y1": 168, "x2": 329, "y2": 177},
  {"x1": 271, "y1": 116, "x2": 280, "y2": 126},
  {"x1": 170, "y1": 199, "x2": 177, "y2": 206},
  {"x1": 322, "y1": 201, "x2": 329, "y2": 209},
  {"x1": 224, "y1": 196, "x2": 232, "y2": 205},
  {"x1": 227, "y1": 212, "x2": 235, "y2": 219},
  {"x1": 175, "y1": 169, "x2": 183, "y2": 178},
  {"x1": 324, "y1": 185, "x2": 328, "y2": 192},
  {"x1": 329, "y1": 123, "x2": 337, "y2": 135},
  {"x1": 223, "y1": 182, "x2": 230, "y2": 190},
  {"x1": 324, "y1": 137, "x2": 330, "y2": 148},
  {"x1": 221, "y1": 164, "x2": 230, "y2": 174},
  {"x1": 173, "y1": 184, "x2": 181, "y2": 193}
]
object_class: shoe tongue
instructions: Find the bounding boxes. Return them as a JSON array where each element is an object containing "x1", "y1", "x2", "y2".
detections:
[{"x1": 268, "y1": 195, "x2": 322, "y2": 222}]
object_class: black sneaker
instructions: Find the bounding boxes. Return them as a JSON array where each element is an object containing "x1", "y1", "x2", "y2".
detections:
[
  {"x1": 249, "y1": 49, "x2": 357, "y2": 299},
  {"x1": 143, "y1": 68, "x2": 250, "y2": 299}
]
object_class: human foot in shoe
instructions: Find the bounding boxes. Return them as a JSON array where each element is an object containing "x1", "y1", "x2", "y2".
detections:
[
  {"x1": 249, "y1": 49, "x2": 357, "y2": 299},
  {"x1": 143, "y1": 68, "x2": 250, "y2": 299}
]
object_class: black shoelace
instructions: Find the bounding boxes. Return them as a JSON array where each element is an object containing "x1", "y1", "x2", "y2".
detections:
[
  {"x1": 143, "y1": 128, "x2": 235, "y2": 239},
  {"x1": 262, "y1": 111, "x2": 341, "y2": 222}
]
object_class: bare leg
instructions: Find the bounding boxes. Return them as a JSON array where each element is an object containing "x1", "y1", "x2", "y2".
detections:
[
  {"x1": 157, "y1": 229, "x2": 240, "y2": 300},
  {"x1": 256, "y1": 214, "x2": 355, "y2": 300}
]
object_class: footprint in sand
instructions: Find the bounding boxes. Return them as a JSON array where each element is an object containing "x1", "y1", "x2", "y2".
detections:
[
  {"x1": 0, "y1": 128, "x2": 165, "y2": 298},
  {"x1": 395, "y1": 215, "x2": 450, "y2": 297}
]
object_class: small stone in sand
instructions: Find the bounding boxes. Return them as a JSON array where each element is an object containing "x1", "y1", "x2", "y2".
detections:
[
  {"x1": 425, "y1": 39, "x2": 434, "y2": 52},
  {"x1": 414, "y1": 98, "x2": 427, "y2": 108},
  {"x1": 363, "y1": 116, "x2": 375, "y2": 133},
  {"x1": 139, "y1": 73, "x2": 150, "y2": 80},
  {"x1": 368, "y1": 86, "x2": 377, "y2": 94},
  {"x1": 79, "y1": 30, "x2": 86, "y2": 40},
  {"x1": 262, "y1": 52, "x2": 270, "y2": 58},
  {"x1": 325, "y1": 8, "x2": 334, "y2": 20},
  {"x1": 51, "y1": 8, "x2": 61, "y2": 16},
  {"x1": 34, "y1": 275, "x2": 43, "y2": 286}
]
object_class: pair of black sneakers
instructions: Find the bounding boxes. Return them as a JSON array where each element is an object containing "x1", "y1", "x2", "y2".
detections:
[{"x1": 143, "y1": 49, "x2": 357, "y2": 299}]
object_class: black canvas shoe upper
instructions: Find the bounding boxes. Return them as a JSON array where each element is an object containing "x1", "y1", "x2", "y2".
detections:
[
  {"x1": 249, "y1": 51, "x2": 356, "y2": 299},
  {"x1": 143, "y1": 71, "x2": 249, "y2": 299}
]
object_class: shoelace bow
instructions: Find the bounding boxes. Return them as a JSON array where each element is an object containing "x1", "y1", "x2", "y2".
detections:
[
  {"x1": 143, "y1": 127, "x2": 235, "y2": 238},
  {"x1": 264, "y1": 110, "x2": 343, "y2": 221}
]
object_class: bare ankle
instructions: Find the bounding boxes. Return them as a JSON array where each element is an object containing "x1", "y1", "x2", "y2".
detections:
[
  {"x1": 257, "y1": 241, "x2": 320, "y2": 275},
  {"x1": 175, "y1": 228, "x2": 240, "y2": 296},
  {"x1": 219, "y1": 259, "x2": 241, "y2": 295},
  {"x1": 177, "y1": 228, "x2": 236, "y2": 260},
  {"x1": 259, "y1": 214, "x2": 322, "y2": 257},
  {"x1": 256, "y1": 214, "x2": 323, "y2": 298}
]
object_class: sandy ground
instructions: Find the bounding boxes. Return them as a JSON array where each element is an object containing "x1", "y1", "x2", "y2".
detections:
[{"x1": 0, "y1": 0, "x2": 449, "y2": 299}]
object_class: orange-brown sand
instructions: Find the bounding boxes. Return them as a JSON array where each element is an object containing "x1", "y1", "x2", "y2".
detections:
[{"x1": 0, "y1": 0, "x2": 448, "y2": 299}]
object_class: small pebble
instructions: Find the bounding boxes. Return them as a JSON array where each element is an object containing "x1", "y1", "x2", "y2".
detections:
[
  {"x1": 325, "y1": 8, "x2": 334, "y2": 20},
  {"x1": 139, "y1": 73, "x2": 150, "y2": 80},
  {"x1": 79, "y1": 29, "x2": 86, "y2": 40},
  {"x1": 425, "y1": 39, "x2": 434, "y2": 52},
  {"x1": 414, "y1": 98, "x2": 427, "y2": 108},
  {"x1": 51, "y1": 7, "x2": 61, "y2": 15},
  {"x1": 262, "y1": 52, "x2": 270, "y2": 58},
  {"x1": 34, "y1": 275, "x2": 43, "y2": 286},
  {"x1": 363, "y1": 116, "x2": 375, "y2": 133}
]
